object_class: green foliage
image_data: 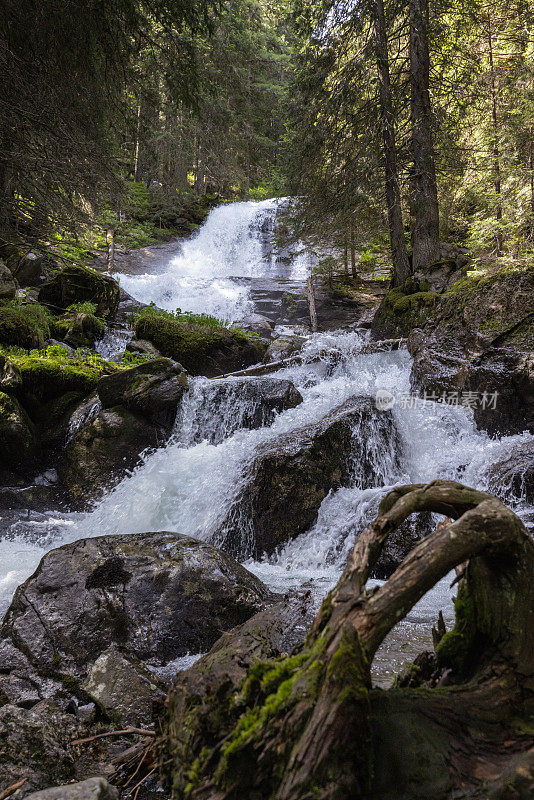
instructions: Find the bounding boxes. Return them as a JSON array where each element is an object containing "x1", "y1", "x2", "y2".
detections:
[
  {"x1": 66, "y1": 302, "x2": 98, "y2": 315},
  {"x1": 0, "y1": 303, "x2": 49, "y2": 349},
  {"x1": 130, "y1": 301, "x2": 224, "y2": 328}
]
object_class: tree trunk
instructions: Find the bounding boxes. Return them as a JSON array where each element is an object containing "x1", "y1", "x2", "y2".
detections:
[
  {"x1": 306, "y1": 276, "x2": 318, "y2": 332},
  {"x1": 487, "y1": 14, "x2": 503, "y2": 255},
  {"x1": 409, "y1": 0, "x2": 440, "y2": 271},
  {"x1": 373, "y1": 0, "x2": 411, "y2": 287},
  {"x1": 106, "y1": 228, "x2": 115, "y2": 272},
  {"x1": 162, "y1": 481, "x2": 534, "y2": 800},
  {"x1": 350, "y1": 227, "x2": 359, "y2": 281}
]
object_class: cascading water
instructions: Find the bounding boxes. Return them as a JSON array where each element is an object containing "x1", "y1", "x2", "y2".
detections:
[
  {"x1": 1, "y1": 199, "x2": 533, "y2": 686},
  {"x1": 114, "y1": 198, "x2": 304, "y2": 323}
]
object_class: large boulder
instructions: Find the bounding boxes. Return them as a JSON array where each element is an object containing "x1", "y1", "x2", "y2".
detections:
[
  {"x1": 38, "y1": 265, "x2": 120, "y2": 318},
  {"x1": 406, "y1": 267, "x2": 534, "y2": 436},
  {"x1": 218, "y1": 397, "x2": 400, "y2": 558},
  {"x1": 1, "y1": 532, "x2": 270, "y2": 680},
  {"x1": 97, "y1": 357, "x2": 187, "y2": 429},
  {"x1": 58, "y1": 406, "x2": 167, "y2": 503},
  {"x1": 135, "y1": 315, "x2": 266, "y2": 376},
  {"x1": 0, "y1": 259, "x2": 17, "y2": 299},
  {"x1": 0, "y1": 391, "x2": 38, "y2": 477},
  {"x1": 185, "y1": 377, "x2": 303, "y2": 445}
]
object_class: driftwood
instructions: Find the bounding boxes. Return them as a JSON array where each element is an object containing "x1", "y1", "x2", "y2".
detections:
[
  {"x1": 0, "y1": 781, "x2": 26, "y2": 800},
  {"x1": 162, "y1": 480, "x2": 534, "y2": 799},
  {"x1": 211, "y1": 338, "x2": 407, "y2": 380}
]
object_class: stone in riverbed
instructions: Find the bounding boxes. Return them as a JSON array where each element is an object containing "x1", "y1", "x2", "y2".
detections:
[
  {"x1": 58, "y1": 405, "x2": 165, "y2": 504},
  {"x1": 217, "y1": 396, "x2": 400, "y2": 558},
  {"x1": 24, "y1": 779, "x2": 118, "y2": 800},
  {"x1": 38, "y1": 265, "x2": 120, "y2": 318},
  {"x1": 0, "y1": 391, "x2": 38, "y2": 478},
  {"x1": 82, "y1": 646, "x2": 165, "y2": 727},
  {"x1": 97, "y1": 357, "x2": 187, "y2": 428},
  {"x1": 1, "y1": 532, "x2": 270, "y2": 680},
  {"x1": 484, "y1": 439, "x2": 534, "y2": 503}
]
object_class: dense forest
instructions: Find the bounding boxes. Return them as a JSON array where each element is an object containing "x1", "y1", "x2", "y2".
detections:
[{"x1": 0, "y1": 2, "x2": 533, "y2": 800}]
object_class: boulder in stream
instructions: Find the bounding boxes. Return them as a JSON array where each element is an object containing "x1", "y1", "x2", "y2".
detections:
[
  {"x1": 38, "y1": 265, "x2": 120, "y2": 318},
  {"x1": 1, "y1": 532, "x2": 270, "y2": 680},
  {"x1": 97, "y1": 357, "x2": 188, "y2": 428},
  {"x1": 484, "y1": 439, "x2": 534, "y2": 503},
  {"x1": 218, "y1": 396, "x2": 400, "y2": 558}
]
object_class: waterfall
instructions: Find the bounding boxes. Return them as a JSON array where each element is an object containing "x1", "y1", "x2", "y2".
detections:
[
  {"x1": 1, "y1": 199, "x2": 533, "y2": 684},
  {"x1": 115, "y1": 199, "x2": 291, "y2": 323}
]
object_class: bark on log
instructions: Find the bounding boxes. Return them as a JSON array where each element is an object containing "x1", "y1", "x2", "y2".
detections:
[
  {"x1": 210, "y1": 339, "x2": 407, "y2": 380},
  {"x1": 161, "y1": 481, "x2": 534, "y2": 800}
]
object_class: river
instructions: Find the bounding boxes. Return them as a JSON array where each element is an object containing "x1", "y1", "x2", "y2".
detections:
[{"x1": 1, "y1": 198, "x2": 533, "y2": 686}]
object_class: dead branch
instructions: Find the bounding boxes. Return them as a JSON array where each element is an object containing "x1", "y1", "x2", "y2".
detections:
[
  {"x1": 71, "y1": 727, "x2": 155, "y2": 745},
  {"x1": 0, "y1": 780, "x2": 27, "y2": 800}
]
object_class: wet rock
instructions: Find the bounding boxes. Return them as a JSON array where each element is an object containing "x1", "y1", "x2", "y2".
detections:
[
  {"x1": 24, "y1": 778, "x2": 118, "y2": 800},
  {"x1": 218, "y1": 397, "x2": 399, "y2": 558},
  {"x1": 82, "y1": 646, "x2": 165, "y2": 727},
  {"x1": 234, "y1": 313, "x2": 274, "y2": 337},
  {"x1": 38, "y1": 265, "x2": 120, "y2": 318},
  {"x1": 263, "y1": 335, "x2": 305, "y2": 363},
  {"x1": 1, "y1": 532, "x2": 270, "y2": 680},
  {"x1": 163, "y1": 593, "x2": 315, "y2": 797},
  {"x1": 135, "y1": 315, "x2": 267, "y2": 377},
  {"x1": 97, "y1": 357, "x2": 187, "y2": 429},
  {"x1": 467, "y1": 349, "x2": 534, "y2": 436},
  {"x1": 0, "y1": 391, "x2": 38, "y2": 476},
  {"x1": 126, "y1": 338, "x2": 161, "y2": 356},
  {"x1": 484, "y1": 439, "x2": 534, "y2": 503},
  {"x1": 59, "y1": 406, "x2": 165, "y2": 503},
  {"x1": 0, "y1": 258, "x2": 17, "y2": 299},
  {"x1": 370, "y1": 512, "x2": 434, "y2": 580},
  {"x1": 185, "y1": 377, "x2": 303, "y2": 445},
  {"x1": 62, "y1": 313, "x2": 105, "y2": 349}
]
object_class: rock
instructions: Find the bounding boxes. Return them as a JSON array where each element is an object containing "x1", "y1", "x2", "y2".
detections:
[
  {"x1": 11, "y1": 252, "x2": 56, "y2": 288},
  {"x1": 218, "y1": 397, "x2": 399, "y2": 558},
  {"x1": 184, "y1": 377, "x2": 303, "y2": 445},
  {"x1": 59, "y1": 406, "x2": 165, "y2": 503},
  {"x1": 162, "y1": 594, "x2": 315, "y2": 798},
  {"x1": 1, "y1": 532, "x2": 270, "y2": 679},
  {"x1": 0, "y1": 353, "x2": 22, "y2": 392},
  {"x1": 0, "y1": 700, "x2": 81, "y2": 795},
  {"x1": 263, "y1": 335, "x2": 305, "y2": 363},
  {"x1": 0, "y1": 259, "x2": 17, "y2": 299},
  {"x1": 233, "y1": 313, "x2": 274, "y2": 337},
  {"x1": 134, "y1": 315, "x2": 266, "y2": 376},
  {"x1": 484, "y1": 440, "x2": 534, "y2": 503},
  {"x1": 370, "y1": 512, "x2": 434, "y2": 580},
  {"x1": 45, "y1": 339, "x2": 76, "y2": 355},
  {"x1": 406, "y1": 266, "x2": 534, "y2": 436},
  {"x1": 126, "y1": 338, "x2": 161, "y2": 356},
  {"x1": 0, "y1": 391, "x2": 38, "y2": 475},
  {"x1": 466, "y1": 349, "x2": 534, "y2": 436},
  {"x1": 412, "y1": 258, "x2": 464, "y2": 294},
  {"x1": 24, "y1": 778, "x2": 118, "y2": 800},
  {"x1": 38, "y1": 265, "x2": 120, "y2": 318},
  {"x1": 371, "y1": 287, "x2": 438, "y2": 339},
  {"x1": 82, "y1": 646, "x2": 165, "y2": 727},
  {"x1": 63, "y1": 313, "x2": 105, "y2": 349},
  {"x1": 0, "y1": 306, "x2": 45, "y2": 349},
  {"x1": 97, "y1": 358, "x2": 187, "y2": 428}
]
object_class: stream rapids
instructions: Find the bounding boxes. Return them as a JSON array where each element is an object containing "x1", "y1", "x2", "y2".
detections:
[{"x1": 1, "y1": 198, "x2": 533, "y2": 687}]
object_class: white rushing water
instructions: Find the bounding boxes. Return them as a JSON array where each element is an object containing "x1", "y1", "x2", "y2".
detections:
[
  {"x1": 1, "y1": 199, "x2": 533, "y2": 685},
  {"x1": 114, "y1": 198, "x2": 309, "y2": 323}
]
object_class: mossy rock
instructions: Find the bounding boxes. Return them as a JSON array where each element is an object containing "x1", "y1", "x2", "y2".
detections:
[
  {"x1": 0, "y1": 306, "x2": 46, "y2": 349},
  {"x1": 16, "y1": 356, "x2": 109, "y2": 403},
  {"x1": 0, "y1": 390, "x2": 38, "y2": 473},
  {"x1": 50, "y1": 312, "x2": 105, "y2": 348},
  {"x1": 38, "y1": 265, "x2": 120, "y2": 318},
  {"x1": 135, "y1": 316, "x2": 266, "y2": 377},
  {"x1": 371, "y1": 288, "x2": 438, "y2": 338}
]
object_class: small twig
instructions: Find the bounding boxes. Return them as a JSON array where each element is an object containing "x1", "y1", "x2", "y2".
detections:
[
  {"x1": 72, "y1": 728, "x2": 155, "y2": 745},
  {"x1": 0, "y1": 780, "x2": 27, "y2": 800},
  {"x1": 125, "y1": 767, "x2": 156, "y2": 799}
]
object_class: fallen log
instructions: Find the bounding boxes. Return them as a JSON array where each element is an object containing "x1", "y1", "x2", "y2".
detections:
[
  {"x1": 211, "y1": 338, "x2": 407, "y2": 380},
  {"x1": 161, "y1": 480, "x2": 534, "y2": 800}
]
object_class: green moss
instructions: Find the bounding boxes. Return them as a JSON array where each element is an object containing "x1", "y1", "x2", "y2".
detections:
[
  {"x1": 38, "y1": 264, "x2": 120, "y2": 317},
  {"x1": 435, "y1": 581, "x2": 481, "y2": 677},
  {"x1": 0, "y1": 305, "x2": 47, "y2": 349},
  {"x1": 61, "y1": 675, "x2": 80, "y2": 693},
  {"x1": 392, "y1": 291, "x2": 438, "y2": 314},
  {"x1": 135, "y1": 315, "x2": 265, "y2": 375}
]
